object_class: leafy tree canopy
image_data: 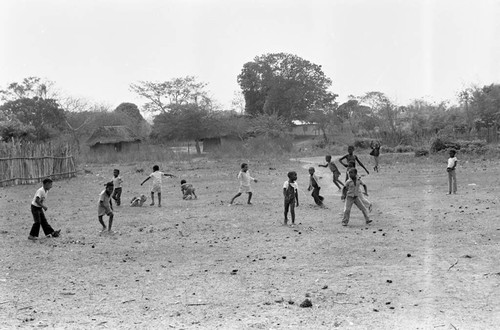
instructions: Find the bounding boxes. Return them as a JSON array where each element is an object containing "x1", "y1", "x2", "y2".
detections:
[
  {"x1": 237, "y1": 53, "x2": 337, "y2": 121},
  {"x1": 0, "y1": 97, "x2": 66, "y2": 141},
  {"x1": 130, "y1": 76, "x2": 214, "y2": 114}
]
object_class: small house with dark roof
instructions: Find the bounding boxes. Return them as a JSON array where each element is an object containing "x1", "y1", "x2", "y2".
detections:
[{"x1": 87, "y1": 125, "x2": 141, "y2": 153}]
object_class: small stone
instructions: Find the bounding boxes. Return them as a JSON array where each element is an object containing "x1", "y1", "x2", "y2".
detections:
[{"x1": 299, "y1": 299, "x2": 312, "y2": 308}]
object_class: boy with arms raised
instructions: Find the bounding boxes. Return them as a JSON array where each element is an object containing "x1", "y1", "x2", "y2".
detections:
[
  {"x1": 319, "y1": 155, "x2": 344, "y2": 191},
  {"x1": 141, "y1": 165, "x2": 175, "y2": 207}
]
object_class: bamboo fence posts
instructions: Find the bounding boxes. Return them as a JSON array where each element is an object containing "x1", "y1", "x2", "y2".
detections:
[{"x1": 0, "y1": 140, "x2": 77, "y2": 187}]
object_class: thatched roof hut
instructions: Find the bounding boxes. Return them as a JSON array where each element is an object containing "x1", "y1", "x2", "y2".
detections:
[{"x1": 87, "y1": 126, "x2": 141, "y2": 152}]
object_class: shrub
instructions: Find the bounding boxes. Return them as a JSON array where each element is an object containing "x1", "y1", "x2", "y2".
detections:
[
  {"x1": 381, "y1": 146, "x2": 394, "y2": 153},
  {"x1": 430, "y1": 137, "x2": 460, "y2": 153},
  {"x1": 395, "y1": 145, "x2": 414, "y2": 153},
  {"x1": 414, "y1": 149, "x2": 429, "y2": 157},
  {"x1": 353, "y1": 138, "x2": 373, "y2": 149}
]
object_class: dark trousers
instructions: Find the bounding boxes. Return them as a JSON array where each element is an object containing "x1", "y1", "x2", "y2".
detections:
[
  {"x1": 30, "y1": 205, "x2": 54, "y2": 237},
  {"x1": 112, "y1": 187, "x2": 122, "y2": 206},
  {"x1": 311, "y1": 187, "x2": 324, "y2": 205},
  {"x1": 284, "y1": 198, "x2": 296, "y2": 223}
]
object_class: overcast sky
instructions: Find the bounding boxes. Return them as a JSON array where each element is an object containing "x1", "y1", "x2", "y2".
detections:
[{"x1": 1, "y1": 0, "x2": 499, "y2": 110}]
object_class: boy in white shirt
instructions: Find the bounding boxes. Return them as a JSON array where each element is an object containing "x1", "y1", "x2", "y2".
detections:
[
  {"x1": 140, "y1": 165, "x2": 175, "y2": 207},
  {"x1": 229, "y1": 163, "x2": 257, "y2": 205},
  {"x1": 111, "y1": 169, "x2": 123, "y2": 206},
  {"x1": 447, "y1": 149, "x2": 458, "y2": 194},
  {"x1": 29, "y1": 178, "x2": 61, "y2": 240}
]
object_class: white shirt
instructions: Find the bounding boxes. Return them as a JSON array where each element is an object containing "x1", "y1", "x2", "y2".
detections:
[
  {"x1": 283, "y1": 180, "x2": 299, "y2": 191},
  {"x1": 149, "y1": 171, "x2": 164, "y2": 186},
  {"x1": 238, "y1": 171, "x2": 255, "y2": 186},
  {"x1": 112, "y1": 176, "x2": 123, "y2": 188},
  {"x1": 31, "y1": 187, "x2": 48, "y2": 207},
  {"x1": 447, "y1": 157, "x2": 458, "y2": 169}
]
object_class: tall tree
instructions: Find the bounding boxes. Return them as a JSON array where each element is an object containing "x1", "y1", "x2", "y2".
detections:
[
  {"x1": 0, "y1": 97, "x2": 66, "y2": 141},
  {"x1": 470, "y1": 84, "x2": 500, "y2": 128},
  {"x1": 130, "y1": 76, "x2": 214, "y2": 114},
  {"x1": 151, "y1": 104, "x2": 219, "y2": 154},
  {"x1": 237, "y1": 53, "x2": 337, "y2": 120}
]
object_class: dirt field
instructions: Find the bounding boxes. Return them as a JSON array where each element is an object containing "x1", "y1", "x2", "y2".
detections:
[{"x1": 1, "y1": 154, "x2": 499, "y2": 329}]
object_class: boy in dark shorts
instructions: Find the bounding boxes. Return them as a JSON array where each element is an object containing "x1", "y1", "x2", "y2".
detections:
[
  {"x1": 283, "y1": 171, "x2": 299, "y2": 226},
  {"x1": 307, "y1": 167, "x2": 324, "y2": 207},
  {"x1": 319, "y1": 155, "x2": 344, "y2": 191},
  {"x1": 339, "y1": 145, "x2": 370, "y2": 181},
  {"x1": 98, "y1": 182, "x2": 115, "y2": 233}
]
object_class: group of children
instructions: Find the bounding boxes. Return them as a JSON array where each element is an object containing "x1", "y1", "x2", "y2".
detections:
[
  {"x1": 27, "y1": 164, "x2": 198, "y2": 240},
  {"x1": 28, "y1": 146, "x2": 460, "y2": 240}
]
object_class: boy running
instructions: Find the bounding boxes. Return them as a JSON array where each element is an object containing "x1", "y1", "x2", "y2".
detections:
[
  {"x1": 307, "y1": 167, "x2": 324, "y2": 207},
  {"x1": 230, "y1": 163, "x2": 257, "y2": 205},
  {"x1": 319, "y1": 155, "x2": 344, "y2": 191}
]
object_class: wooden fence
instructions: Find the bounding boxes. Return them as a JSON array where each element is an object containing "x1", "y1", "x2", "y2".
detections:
[{"x1": 0, "y1": 141, "x2": 77, "y2": 187}]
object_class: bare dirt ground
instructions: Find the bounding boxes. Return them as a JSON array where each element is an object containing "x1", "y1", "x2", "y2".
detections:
[{"x1": 1, "y1": 154, "x2": 499, "y2": 329}]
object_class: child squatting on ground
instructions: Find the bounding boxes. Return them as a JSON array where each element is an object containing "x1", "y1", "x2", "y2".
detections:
[
  {"x1": 319, "y1": 155, "x2": 344, "y2": 191},
  {"x1": 230, "y1": 163, "x2": 257, "y2": 205},
  {"x1": 342, "y1": 168, "x2": 372, "y2": 226},
  {"x1": 141, "y1": 165, "x2": 175, "y2": 207},
  {"x1": 307, "y1": 167, "x2": 324, "y2": 207},
  {"x1": 98, "y1": 181, "x2": 115, "y2": 233},
  {"x1": 339, "y1": 145, "x2": 370, "y2": 181},
  {"x1": 130, "y1": 194, "x2": 147, "y2": 207},
  {"x1": 111, "y1": 168, "x2": 123, "y2": 206},
  {"x1": 29, "y1": 178, "x2": 61, "y2": 240},
  {"x1": 447, "y1": 149, "x2": 458, "y2": 194},
  {"x1": 283, "y1": 171, "x2": 299, "y2": 226},
  {"x1": 181, "y1": 180, "x2": 197, "y2": 199}
]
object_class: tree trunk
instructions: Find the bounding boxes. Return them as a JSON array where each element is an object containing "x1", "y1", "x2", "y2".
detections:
[{"x1": 195, "y1": 140, "x2": 201, "y2": 154}]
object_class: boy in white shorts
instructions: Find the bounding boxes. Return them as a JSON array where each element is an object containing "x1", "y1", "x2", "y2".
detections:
[{"x1": 140, "y1": 165, "x2": 175, "y2": 207}]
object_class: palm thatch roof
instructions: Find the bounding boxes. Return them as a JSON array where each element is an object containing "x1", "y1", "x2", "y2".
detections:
[{"x1": 87, "y1": 126, "x2": 141, "y2": 146}]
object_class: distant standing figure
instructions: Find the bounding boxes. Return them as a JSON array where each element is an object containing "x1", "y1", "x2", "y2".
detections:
[
  {"x1": 141, "y1": 165, "x2": 175, "y2": 207},
  {"x1": 342, "y1": 168, "x2": 372, "y2": 226},
  {"x1": 307, "y1": 167, "x2": 324, "y2": 207},
  {"x1": 370, "y1": 141, "x2": 381, "y2": 172},
  {"x1": 339, "y1": 145, "x2": 370, "y2": 181},
  {"x1": 28, "y1": 178, "x2": 61, "y2": 240},
  {"x1": 111, "y1": 168, "x2": 123, "y2": 206},
  {"x1": 98, "y1": 182, "x2": 115, "y2": 232},
  {"x1": 447, "y1": 149, "x2": 458, "y2": 194},
  {"x1": 230, "y1": 163, "x2": 258, "y2": 205},
  {"x1": 319, "y1": 155, "x2": 344, "y2": 191},
  {"x1": 180, "y1": 180, "x2": 197, "y2": 200},
  {"x1": 283, "y1": 171, "x2": 299, "y2": 226}
]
